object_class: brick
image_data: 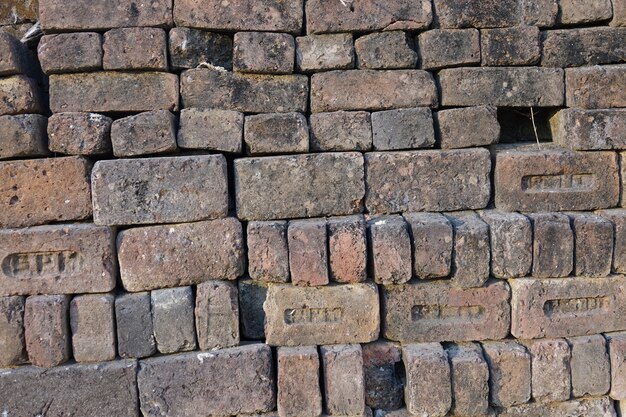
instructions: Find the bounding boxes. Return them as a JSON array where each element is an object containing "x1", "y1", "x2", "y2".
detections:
[
  {"x1": 607, "y1": 332, "x2": 626, "y2": 399},
  {"x1": 569, "y1": 334, "x2": 610, "y2": 397},
  {"x1": 48, "y1": 112, "x2": 112, "y2": 155},
  {"x1": 434, "y1": 0, "x2": 522, "y2": 28},
  {"x1": 0, "y1": 32, "x2": 33, "y2": 76},
  {"x1": 522, "y1": 0, "x2": 558, "y2": 26},
  {"x1": 0, "y1": 75, "x2": 44, "y2": 115},
  {"x1": 436, "y1": 106, "x2": 500, "y2": 149},
  {"x1": 404, "y1": 212, "x2": 453, "y2": 279},
  {"x1": 526, "y1": 338, "x2": 571, "y2": 402},
  {"x1": 38, "y1": 32, "x2": 102, "y2": 74},
  {"x1": 0, "y1": 156, "x2": 92, "y2": 228},
  {"x1": 168, "y1": 27, "x2": 232, "y2": 71},
  {"x1": 288, "y1": 218, "x2": 329, "y2": 286},
  {"x1": 295, "y1": 33, "x2": 354, "y2": 73},
  {"x1": 0, "y1": 296, "x2": 26, "y2": 367},
  {"x1": 235, "y1": 152, "x2": 364, "y2": 221},
  {"x1": 494, "y1": 146, "x2": 619, "y2": 211},
  {"x1": 174, "y1": 0, "x2": 302, "y2": 33},
  {"x1": 309, "y1": 111, "x2": 372, "y2": 152},
  {"x1": 417, "y1": 29, "x2": 480, "y2": 70},
  {"x1": 403, "y1": 343, "x2": 451, "y2": 417},
  {"x1": 311, "y1": 70, "x2": 437, "y2": 112},
  {"x1": 111, "y1": 110, "x2": 177, "y2": 157},
  {"x1": 238, "y1": 279, "x2": 267, "y2": 340},
  {"x1": 181, "y1": 68, "x2": 308, "y2": 113},
  {"x1": 481, "y1": 26, "x2": 541, "y2": 66},
  {"x1": 479, "y1": 210, "x2": 532, "y2": 279},
  {"x1": 568, "y1": 213, "x2": 613, "y2": 277},
  {"x1": 355, "y1": 31, "x2": 417, "y2": 70},
  {"x1": 151, "y1": 287, "x2": 196, "y2": 354},
  {"x1": 382, "y1": 280, "x2": 510, "y2": 343},
  {"x1": 247, "y1": 221, "x2": 290, "y2": 283},
  {"x1": 40, "y1": 0, "x2": 173, "y2": 31},
  {"x1": 613, "y1": 0, "x2": 626, "y2": 26},
  {"x1": 195, "y1": 281, "x2": 239, "y2": 350},
  {"x1": 362, "y1": 341, "x2": 403, "y2": 410},
  {"x1": 372, "y1": 107, "x2": 434, "y2": 150},
  {"x1": 542, "y1": 28, "x2": 626, "y2": 67},
  {"x1": 328, "y1": 215, "x2": 367, "y2": 283},
  {"x1": 550, "y1": 108, "x2": 626, "y2": 150},
  {"x1": 0, "y1": 0, "x2": 38, "y2": 25},
  {"x1": 510, "y1": 276, "x2": 626, "y2": 339},
  {"x1": 103, "y1": 27, "x2": 167, "y2": 71},
  {"x1": 445, "y1": 212, "x2": 490, "y2": 288},
  {"x1": 499, "y1": 397, "x2": 616, "y2": 417},
  {"x1": 117, "y1": 218, "x2": 244, "y2": 292},
  {"x1": 0, "y1": 360, "x2": 138, "y2": 416},
  {"x1": 178, "y1": 108, "x2": 242, "y2": 153},
  {"x1": 597, "y1": 209, "x2": 626, "y2": 273},
  {"x1": 368, "y1": 215, "x2": 412, "y2": 285},
  {"x1": 528, "y1": 212, "x2": 574, "y2": 278},
  {"x1": 0, "y1": 24, "x2": 35, "y2": 41},
  {"x1": 321, "y1": 344, "x2": 365, "y2": 415},
  {"x1": 566, "y1": 65, "x2": 626, "y2": 108},
  {"x1": 278, "y1": 346, "x2": 322, "y2": 417},
  {"x1": 69, "y1": 294, "x2": 116, "y2": 362},
  {"x1": 115, "y1": 292, "x2": 156, "y2": 359},
  {"x1": 139, "y1": 344, "x2": 275, "y2": 416},
  {"x1": 234, "y1": 32, "x2": 294, "y2": 75},
  {"x1": 481, "y1": 341, "x2": 531, "y2": 407},
  {"x1": 92, "y1": 155, "x2": 227, "y2": 226},
  {"x1": 264, "y1": 283, "x2": 379, "y2": 346},
  {"x1": 558, "y1": 0, "x2": 613, "y2": 24},
  {"x1": 447, "y1": 343, "x2": 489, "y2": 416},
  {"x1": 365, "y1": 148, "x2": 491, "y2": 214},
  {"x1": 0, "y1": 114, "x2": 47, "y2": 159},
  {"x1": 24, "y1": 295, "x2": 70, "y2": 367},
  {"x1": 245, "y1": 112, "x2": 309, "y2": 155},
  {"x1": 439, "y1": 67, "x2": 564, "y2": 106}
]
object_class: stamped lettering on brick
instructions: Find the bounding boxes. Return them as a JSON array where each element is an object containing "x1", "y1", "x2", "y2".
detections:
[
  {"x1": 543, "y1": 297, "x2": 610, "y2": 316},
  {"x1": 284, "y1": 307, "x2": 343, "y2": 324},
  {"x1": 2, "y1": 251, "x2": 83, "y2": 278},
  {"x1": 411, "y1": 305, "x2": 485, "y2": 322},
  {"x1": 522, "y1": 174, "x2": 595, "y2": 192}
]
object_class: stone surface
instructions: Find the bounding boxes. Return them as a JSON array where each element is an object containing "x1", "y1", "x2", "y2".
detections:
[
  {"x1": 597, "y1": 209, "x2": 626, "y2": 273},
  {"x1": 195, "y1": 281, "x2": 239, "y2": 350},
  {"x1": 558, "y1": 0, "x2": 613, "y2": 24},
  {"x1": 568, "y1": 213, "x2": 613, "y2": 277},
  {"x1": 480, "y1": 210, "x2": 532, "y2": 279},
  {"x1": 103, "y1": 27, "x2": 167, "y2": 71},
  {"x1": 542, "y1": 28, "x2": 626, "y2": 67},
  {"x1": 48, "y1": 112, "x2": 112, "y2": 155},
  {"x1": 247, "y1": 221, "x2": 290, "y2": 283},
  {"x1": 0, "y1": 296, "x2": 26, "y2": 367},
  {"x1": 403, "y1": 343, "x2": 451, "y2": 417},
  {"x1": 550, "y1": 108, "x2": 626, "y2": 150},
  {"x1": 264, "y1": 283, "x2": 379, "y2": 346},
  {"x1": 499, "y1": 397, "x2": 617, "y2": 417},
  {"x1": 111, "y1": 110, "x2": 177, "y2": 157},
  {"x1": 0, "y1": 32, "x2": 32, "y2": 76},
  {"x1": 362, "y1": 341, "x2": 404, "y2": 410},
  {"x1": 92, "y1": 155, "x2": 228, "y2": 226},
  {"x1": 528, "y1": 212, "x2": 574, "y2": 278},
  {"x1": 404, "y1": 212, "x2": 453, "y2": 279},
  {"x1": 38, "y1": 32, "x2": 102, "y2": 74},
  {"x1": 321, "y1": 344, "x2": 365, "y2": 416},
  {"x1": 0, "y1": 0, "x2": 38, "y2": 25},
  {"x1": 0, "y1": 114, "x2": 47, "y2": 159},
  {"x1": 372, "y1": 107, "x2": 434, "y2": 150},
  {"x1": 436, "y1": 105, "x2": 500, "y2": 149},
  {"x1": 445, "y1": 212, "x2": 490, "y2": 288},
  {"x1": 368, "y1": 215, "x2": 412, "y2": 285},
  {"x1": 178, "y1": 108, "x2": 243, "y2": 153},
  {"x1": 526, "y1": 338, "x2": 571, "y2": 402},
  {"x1": 481, "y1": 25, "x2": 541, "y2": 66},
  {"x1": 295, "y1": 34, "x2": 354, "y2": 73},
  {"x1": 0, "y1": 156, "x2": 92, "y2": 228},
  {"x1": 565, "y1": 65, "x2": 626, "y2": 108},
  {"x1": 355, "y1": 31, "x2": 417, "y2": 70},
  {"x1": 522, "y1": 0, "x2": 559, "y2": 26},
  {"x1": 417, "y1": 29, "x2": 480, "y2": 70},
  {"x1": 168, "y1": 27, "x2": 232, "y2": 70},
  {"x1": 234, "y1": 32, "x2": 294, "y2": 74},
  {"x1": 245, "y1": 112, "x2": 309, "y2": 155},
  {"x1": 607, "y1": 332, "x2": 626, "y2": 399},
  {"x1": 24, "y1": 294, "x2": 70, "y2": 368},
  {"x1": 151, "y1": 287, "x2": 197, "y2": 354},
  {"x1": 277, "y1": 346, "x2": 322, "y2": 417},
  {"x1": 115, "y1": 292, "x2": 156, "y2": 359},
  {"x1": 382, "y1": 280, "x2": 510, "y2": 342},
  {"x1": 569, "y1": 334, "x2": 610, "y2": 397},
  {"x1": 238, "y1": 279, "x2": 268, "y2": 340},
  {"x1": 433, "y1": 0, "x2": 520, "y2": 28},
  {"x1": 447, "y1": 343, "x2": 489, "y2": 416},
  {"x1": 70, "y1": 294, "x2": 116, "y2": 362},
  {"x1": 0, "y1": 75, "x2": 44, "y2": 115},
  {"x1": 117, "y1": 218, "x2": 244, "y2": 291},
  {"x1": 365, "y1": 148, "x2": 491, "y2": 214},
  {"x1": 309, "y1": 111, "x2": 372, "y2": 151},
  {"x1": 328, "y1": 215, "x2": 367, "y2": 283},
  {"x1": 481, "y1": 341, "x2": 531, "y2": 407},
  {"x1": 288, "y1": 218, "x2": 329, "y2": 287},
  {"x1": 613, "y1": 0, "x2": 626, "y2": 26}
]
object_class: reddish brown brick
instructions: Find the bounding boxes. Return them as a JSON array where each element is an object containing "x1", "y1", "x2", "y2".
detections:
[
  {"x1": 295, "y1": 34, "x2": 354, "y2": 73},
  {"x1": 481, "y1": 341, "x2": 531, "y2": 407},
  {"x1": 247, "y1": 221, "x2": 290, "y2": 283},
  {"x1": 0, "y1": 75, "x2": 44, "y2": 116},
  {"x1": 0, "y1": 296, "x2": 27, "y2": 367},
  {"x1": 446, "y1": 212, "x2": 490, "y2": 288},
  {"x1": 234, "y1": 32, "x2": 295, "y2": 75},
  {"x1": 526, "y1": 338, "x2": 571, "y2": 402},
  {"x1": 480, "y1": 210, "x2": 532, "y2": 279},
  {"x1": 500, "y1": 397, "x2": 616, "y2": 417},
  {"x1": 568, "y1": 213, "x2": 613, "y2": 277},
  {"x1": 568, "y1": 334, "x2": 610, "y2": 397},
  {"x1": 0, "y1": 114, "x2": 47, "y2": 159},
  {"x1": 362, "y1": 341, "x2": 404, "y2": 410},
  {"x1": 403, "y1": 343, "x2": 451, "y2": 417},
  {"x1": 597, "y1": 209, "x2": 626, "y2": 273},
  {"x1": 70, "y1": 294, "x2": 116, "y2": 362},
  {"x1": 103, "y1": 27, "x2": 168, "y2": 71},
  {"x1": 38, "y1": 33, "x2": 102, "y2": 74},
  {"x1": 328, "y1": 215, "x2": 367, "y2": 283},
  {"x1": 288, "y1": 218, "x2": 329, "y2": 286},
  {"x1": 25, "y1": 295, "x2": 70, "y2": 368},
  {"x1": 550, "y1": 108, "x2": 626, "y2": 150},
  {"x1": 278, "y1": 346, "x2": 322, "y2": 417},
  {"x1": 566, "y1": 65, "x2": 626, "y2": 108},
  {"x1": 447, "y1": 343, "x2": 489, "y2": 416},
  {"x1": 111, "y1": 110, "x2": 177, "y2": 157},
  {"x1": 607, "y1": 332, "x2": 626, "y2": 399},
  {"x1": 404, "y1": 212, "x2": 452, "y2": 279},
  {"x1": 368, "y1": 215, "x2": 412, "y2": 285},
  {"x1": 321, "y1": 344, "x2": 365, "y2": 416},
  {"x1": 178, "y1": 108, "x2": 243, "y2": 153},
  {"x1": 195, "y1": 281, "x2": 239, "y2": 350},
  {"x1": 48, "y1": 112, "x2": 112, "y2": 156},
  {"x1": 528, "y1": 212, "x2": 574, "y2": 278}
]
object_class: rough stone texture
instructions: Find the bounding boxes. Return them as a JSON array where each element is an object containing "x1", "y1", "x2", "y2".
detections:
[
  {"x1": 0, "y1": 0, "x2": 38, "y2": 25},
  {"x1": 612, "y1": 0, "x2": 626, "y2": 26},
  {"x1": 522, "y1": 0, "x2": 559, "y2": 26},
  {"x1": 48, "y1": 112, "x2": 112, "y2": 155},
  {"x1": 151, "y1": 286, "x2": 197, "y2": 354},
  {"x1": 417, "y1": 29, "x2": 480, "y2": 70},
  {"x1": 328, "y1": 215, "x2": 367, "y2": 283},
  {"x1": 235, "y1": 152, "x2": 364, "y2": 221},
  {"x1": 550, "y1": 108, "x2": 626, "y2": 150},
  {"x1": 264, "y1": 283, "x2": 379, "y2": 346},
  {"x1": 238, "y1": 279, "x2": 268, "y2": 340},
  {"x1": 481, "y1": 25, "x2": 541, "y2": 66},
  {"x1": 245, "y1": 112, "x2": 309, "y2": 155},
  {"x1": 526, "y1": 338, "x2": 572, "y2": 402},
  {"x1": 296, "y1": 34, "x2": 354, "y2": 73},
  {"x1": 355, "y1": 31, "x2": 417, "y2": 70},
  {"x1": 383, "y1": 280, "x2": 510, "y2": 343},
  {"x1": 24, "y1": 295, "x2": 70, "y2": 368},
  {"x1": 0, "y1": 156, "x2": 92, "y2": 228},
  {"x1": 528, "y1": 212, "x2": 574, "y2": 278},
  {"x1": 117, "y1": 218, "x2": 244, "y2": 292},
  {"x1": 288, "y1": 218, "x2": 329, "y2": 287},
  {"x1": 277, "y1": 346, "x2": 322, "y2": 417},
  {"x1": 438, "y1": 67, "x2": 564, "y2": 106},
  {"x1": 365, "y1": 148, "x2": 491, "y2": 214},
  {"x1": 558, "y1": 0, "x2": 613, "y2": 24},
  {"x1": 565, "y1": 65, "x2": 626, "y2": 108},
  {"x1": 0, "y1": 360, "x2": 139, "y2": 417},
  {"x1": 178, "y1": 108, "x2": 243, "y2": 153},
  {"x1": 195, "y1": 281, "x2": 239, "y2": 350},
  {"x1": 597, "y1": 209, "x2": 626, "y2": 273},
  {"x1": 321, "y1": 344, "x2": 365, "y2": 416},
  {"x1": 92, "y1": 155, "x2": 228, "y2": 226},
  {"x1": 447, "y1": 343, "x2": 489, "y2": 416},
  {"x1": 0, "y1": 75, "x2": 44, "y2": 115},
  {"x1": 70, "y1": 294, "x2": 116, "y2": 362},
  {"x1": 569, "y1": 334, "x2": 610, "y2": 397},
  {"x1": 309, "y1": 111, "x2": 372, "y2": 151},
  {"x1": 0, "y1": 296, "x2": 26, "y2": 367},
  {"x1": 404, "y1": 212, "x2": 453, "y2": 279},
  {"x1": 445, "y1": 212, "x2": 490, "y2": 288},
  {"x1": 138, "y1": 344, "x2": 275, "y2": 416},
  {"x1": 494, "y1": 146, "x2": 620, "y2": 211},
  {"x1": 403, "y1": 343, "x2": 451, "y2": 417},
  {"x1": 247, "y1": 221, "x2": 290, "y2": 283},
  {"x1": 0, "y1": 32, "x2": 32, "y2": 76},
  {"x1": 0, "y1": 114, "x2": 47, "y2": 159},
  {"x1": 111, "y1": 110, "x2": 177, "y2": 157},
  {"x1": 181, "y1": 69, "x2": 308, "y2": 113},
  {"x1": 103, "y1": 27, "x2": 167, "y2": 71},
  {"x1": 168, "y1": 27, "x2": 233, "y2": 71},
  {"x1": 510, "y1": 276, "x2": 626, "y2": 339},
  {"x1": 542, "y1": 28, "x2": 626, "y2": 67},
  {"x1": 38, "y1": 32, "x2": 102, "y2": 74},
  {"x1": 607, "y1": 332, "x2": 626, "y2": 399},
  {"x1": 368, "y1": 215, "x2": 412, "y2": 285},
  {"x1": 436, "y1": 106, "x2": 499, "y2": 149},
  {"x1": 433, "y1": 0, "x2": 520, "y2": 28},
  {"x1": 372, "y1": 107, "x2": 435, "y2": 150},
  {"x1": 499, "y1": 397, "x2": 617, "y2": 417},
  {"x1": 568, "y1": 213, "x2": 613, "y2": 277},
  {"x1": 234, "y1": 32, "x2": 294, "y2": 75},
  {"x1": 362, "y1": 341, "x2": 403, "y2": 410},
  {"x1": 49, "y1": 72, "x2": 179, "y2": 113},
  {"x1": 115, "y1": 292, "x2": 156, "y2": 359},
  {"x1": 481, "y1": 341, "x2": 531, "y2": 407},
  {"x1": 311, "y1": 70, "x2": 437, "y2": 112}
]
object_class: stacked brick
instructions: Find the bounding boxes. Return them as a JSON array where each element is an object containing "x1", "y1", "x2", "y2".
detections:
[{"x1": 0, "y1": 0, "x2": 626, "y2": 416}]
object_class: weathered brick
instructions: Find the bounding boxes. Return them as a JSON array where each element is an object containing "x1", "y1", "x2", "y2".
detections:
[
  {"x1": 499, "y1": 397, "x2": 616, "y2": 417},
  {"x1": 417, "y1": 29, "x2": 480, "y2": 70},
  {"x1": 117, "y1": 218, "x2": 244, "y2": 292},
  {"x1": 613, "y1": 0, "x2": 626, "y2": 26},
  {"x1": 565, "y1": 65, "x2": 626, "y2": 108},
  {"x1": 70, "y1": 294, "x2": 116, "y2": 362},
  {"x1": 607, "y1": 332, "x2": 626, "y2": 399},
  {"x1": 138, "y1": 344, "x2": 275, "y2": 416},
  {"x1": 436, "y1": 106, "x2": 500, "y2": 149},
  {"x1": 382, "y1": 280, "x2": 510, "y2": 343},
  {"x1": 278, "y1": 346, "x2": 322, "y2": 417},
  {"x1": 247, "y1": 221, "x2": 290, "y2": 283},
  {"x1": 481, "y1": 26, "x2": 541, "y2": 66},
  {"x1": 295, "y1": 33, "x2": 354, "y2": 73},
  {"x1": 438, "y1": 67, "x2": 564, "y2": 106},
  {"x1": 597, "y1": 209, "x2": 626, "y2": 273},
  {"x1": 522, "y1": 0, "x2": 558, "y2": 27},
  {"x1": 525, "y1": 338, "x2": 571, "y2": 402},
  {"x1": 365, "y1": 148, "x2": 491, "y2": 214},
  {"x1": 368, "y1": 215, "x2": 412, "y2": 285},
  {"x1": 0, "y1": 32, "x2": 33, "y2": 76},
  {"x1": 0, "y1": 156, "x2": 92, "y2": 228},
  {"x1": 372, "y1": 107, "x2": 434, "y2": 150},
  {"x1": 481, "y1": 341, "x2": 531, "y2": 407},
  {"x1": 445, "y1": 212, "x2": 490, "y2": 288},
  {"x1": 550, "y1": 108, "x2": 626, "y2": 150},
  {"x1": 510, "y1": 276, "x2": 626, "y2": 339},
  {"x1": 355, "y1": 31, "x2": 417, "y2": 70},
  {"x1": 0, "y1": 296, "x2": 26, "y2": 367},
  {"x1": 168, "y1": 27, "x2": 232, "y2": 71},
  {"x1": 0, "y1": 24, "x2": 35, "y2": 41},
  {"x1": 103, "y1": 27, "x2": 167, "y2": 72},
  {"x1": 92, "y1": 155, "x2": 227, "y2": 226},
  {"x1": 38, "y1": 32, "x2": 102, "y2": 74},
  {"x1": 436, "y1": 0, "x2": 526, "y2": 27},
  {"x1": 24, "y1": 295, "x2": 70, "y2": 368},
  {"x1": 178, "y1": 108, "x2": 243, "y2": 153},
  {"x1": 0, "y1": 75, "x2": 44, "y2": 115},
  {"x1": 311, "y1": 70, "x2": 437, "y2": 112},
  {"x1": 558, "y1": 0, "x2": 613, "y2": 24},
  {"x1": 245, "y1": 112, "x2": 309, "y2": 155},
  {"x1": 235, "y1": 152, "x2": 364, "y2": 221},
  {"x1": 328, "y1": 215, "x2": 367, "y2": 283},
  {"x1": 568, "y1": 213, "x2": 613, "y2": 277},
  {"x1": 404, "y1": 212, "x2": 453, "y2": 279},
  {"x1": 528, "y1": 212, "x2": 574, "y2": 278},
  {"x1": 288, "y1": 218, "x2": 329, "y2": 286},
  {"x1": 151, "y1": 286, "x2": 197, "y2": 354},
  {"x1": 494, "y1": 146, "x2": 619, "y2": 211},
  {"x1": 48, "y1": 112, "x2": 112, "y2": 155},
  {"x1": 234, "y1": 32, "x2": 294, "y2": 75},
  {"x1": 115, "y1": 292, "x2": 156, "y2": 359},
  {"x1": 111, "y1": 110, "x2": 177, "y2": 157},
  {"x1": 238, "y1": 279, "x2": 267, "y2": 340},
  {"x1": 542, "y1": 28, "x2": 626, "y2": 67},
  {"x1": 403, "y1": 343, "x2": 451, "y2": 417},
  {"x1": 0, "y1": 0, "x2": 38, "y2": 25},
  {"x1": 0, "y1": 114, "x2": 47, "y2": 159},
  {"x1": 321, "y1": 344, "x2": 365, "y2": 416},
  {"x1": 309, "y1": 111, "x2": 372, "y2": 151},
  {"x1": 264, "y1": 283, "x2": 379, "y2": 346},
  {"x1": 362, "y1": 341, "x2": 404, "y2": 410},
  {"x1": 447, "y1": 343, "x2": 489, "y2": 416},
  {"x1": 569, "y1": 334, "x2": 610, "y2": 397},
  {"x1": 195, "y1": 281, "x2": 239, "y2": 350}
]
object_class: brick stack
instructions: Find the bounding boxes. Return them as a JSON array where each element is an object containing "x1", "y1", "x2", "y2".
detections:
[{"x1": 0, "y1": 0, "x2": 626, "y2": 416}]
